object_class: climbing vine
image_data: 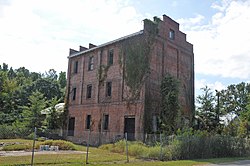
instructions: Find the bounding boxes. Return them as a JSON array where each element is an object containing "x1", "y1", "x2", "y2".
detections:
[
  {"x1": 97, "y1": 65, "x2": 110, "y2": 85},
  {"x1": 160, "y1": 74, "x2": 180, "y2": 134},
  {"x1": 119, "y1": 18, "x2": 159, "y2": 103}
]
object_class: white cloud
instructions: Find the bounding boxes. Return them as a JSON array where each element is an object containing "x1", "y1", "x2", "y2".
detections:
[
  {"x1": 0, "y1": 0, "x2": 144, "y2": 73},
  {"x1": 180, "y1": 0, "x2": 250, "y2": 79},
  {"x1": 195, "y1": 79, "x2": 225, "y2": 94}
]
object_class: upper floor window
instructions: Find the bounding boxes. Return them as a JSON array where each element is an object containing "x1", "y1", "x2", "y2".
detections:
[
  {"x1": 169, "y1": 29, "x2": 175, "y2": 40},
  {"x1": 72, "y1": 87, "x2": 76, "y2": 101},
  {"x1": 86, "y1": 115, "x2": 91, "y2": 130},
  {"x1": 88, "y1": 56, "x2": 94, "y2": 71},
  {"x1": 108, "y1": 49, "x2": 114, "y2": 65},
  {"x1": 73, "y1": 61, "x2": 78, "y2": 73},
  {"x1": 106, "y1": 82, "x2": 112, "y2": 97},
  {"x1": 87, "y1": 84, "x2": 92, "y2": 99}
]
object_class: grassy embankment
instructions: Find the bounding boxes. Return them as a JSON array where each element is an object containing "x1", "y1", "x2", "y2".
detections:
[{"x1": 0, "y1": 139, "x2": 249, "y2": 166}]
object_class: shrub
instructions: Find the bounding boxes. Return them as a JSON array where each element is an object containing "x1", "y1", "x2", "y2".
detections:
[
  {"x1": 0, "y1": 125, "x2": 31, "y2": 139},
  {"x1": 3, "y1": 144, "x2": 31, "y2": 151},
  {"x1": 99, "y1": 131, "x2": 250, "y2": 161},
  {"x1": 112, "y1": 140, "x2": 126, "y2": 153},
  {"x1": 128, "y1": 142, "x2": 147, "y2": 157},
  {"x1": 36, "y1": 140, "x2": 76, "y2": 150},
  {"x1": 99, "y1": 144, "x2": 113, "y2": 151},
  {"x1": 147, "y1": 145, "x2": 161, "y2": 159},
  {"x1": 0, "y1": 125, "x2": 16, "y2": 139}
]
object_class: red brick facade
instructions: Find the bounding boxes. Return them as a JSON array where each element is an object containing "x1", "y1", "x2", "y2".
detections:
[{"x1": 66, "y1": 15, "x2": 194, "y2": 145}]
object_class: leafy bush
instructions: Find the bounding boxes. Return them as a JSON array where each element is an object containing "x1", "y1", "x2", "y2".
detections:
[
  {"x1": 0, "y1": 125, "x2": 15, "y2": 139},
  {"x1": 36, "y1": 140, "x2": 76, "y2": 150},
  {"x1": 99, "y1": 130, "x2": 250, "y2": 161},
  {"x1": 112, "y1": 140, "x2": 126, "y2": 153},
  {"x1": 2, "y1": 144, "x2": 31, "y2": 151},
  {"x1": 0, "y1": 124, "x2": 31, "y2": 139}
]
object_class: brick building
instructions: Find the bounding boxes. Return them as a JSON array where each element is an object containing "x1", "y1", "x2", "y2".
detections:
[{"x1": 65, "y1": 15, "x2": 194, "y2": 145}]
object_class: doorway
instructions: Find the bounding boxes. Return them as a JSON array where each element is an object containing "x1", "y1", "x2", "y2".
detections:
[{"x1": 124, "y1": 117, "x2": 135, "y2": 141}]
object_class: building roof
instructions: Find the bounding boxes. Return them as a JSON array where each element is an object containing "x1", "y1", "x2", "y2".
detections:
[{"x1": 68, "y1": 30, "x2": 144, "y2": 58}]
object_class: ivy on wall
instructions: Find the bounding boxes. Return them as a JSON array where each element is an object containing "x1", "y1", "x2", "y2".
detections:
[
  {"x1": 119, "y1": 18, "x2": 159, "y2": 103},
  {"x1": 160, "y1": 74, "x2": 180, "y2": 134},
  {"x1": 97, "y1": 65, "x2": 110, "y2": 85}
]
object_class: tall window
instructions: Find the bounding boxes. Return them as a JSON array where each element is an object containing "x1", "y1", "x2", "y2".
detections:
[
  {"x1": 108, "y1": 49, "x2": 114, "y2": 65},
  {"x1": 169, "y1": 29, "x2": 175, "y2": 40},
  {"x1": 67, "y1": 117, "x2": 75, "y2": 136},
  {"x1": 73, "y1": 61, "x2": 78, "y2": 73},
  {"x1": 106, "y1": 82, "x2": 112, "y2": 97},
  {"x1": 72, "y1": 88, "x2": 76, "y2": 101},
  {"x1": 88, "y1": 56, "x2": 94, "y2": 71},
  {"x1": 86, "y1": 115, "x2": 91, "y2": 129},
  {"x1": 87, "y1": 84, "x2": 92, "y2": 99},
  {"x1": 103, "y1": 114, "x2": 109, "y2": 130}
]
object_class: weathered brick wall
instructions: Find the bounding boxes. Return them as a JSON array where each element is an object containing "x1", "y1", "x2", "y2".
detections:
[
  {"x1": 66, "y1": 14, "x2": 194, "y2": 144},
  {"x1": 144, "y1": 15, "x2": 194, "y2": 132}
]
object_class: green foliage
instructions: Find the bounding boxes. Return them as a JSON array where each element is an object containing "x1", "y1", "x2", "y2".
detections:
[
  {"x1": 21, "y1": 91, "x2": 46, "y2": 131},
  {"x1": 36, "y1": 140, "x2": 76, "y2": 150},
  {"x1": 119, "y1": 20, "x2": 158, "y2": 103},
  {"x1": 0, "y1": 125, "x2": 17, "y2": 139},
  {"x1": 43, "y1": 97, "x2": 64, "y2": 131},
  {"x1": 220, "y1": 83, "x2": 250, "y2": 116},
  {"x1": 0, "y1": 63, "x2": 66, "y2": 137},
  {"x1": 100, "y1": 131, "x2": 250, "y2": 162},
  {"x1": 120, "y1": 38, "x2": 151, "y2": 101},
  {"x1": 196, "y1": 83, "x2": 250, "y2": 135},
  {"x1": 97, "y1": 65, "x2": 110, "y2": 84},
  {"x1": 196, "y1": 86, "x2": 218, "y2": 131},
  {"x1": 160, "y1": 74, "x2": 180, "y2": 134},
  {"x1": 0, "y1": 124, "x2": 30, "y2": 139},
  {"x1": 2, "y1": 144, "x2": 31, "y2": 151}
]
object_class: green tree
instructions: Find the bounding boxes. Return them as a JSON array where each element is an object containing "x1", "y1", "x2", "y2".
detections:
[
  {"x1": 44, "y1": 97, "x2": 63, "y2": 130},
  {"x1": 0, "y1": 73, "x2": 20, "y2": 125},
  {"x1": 220, "y1": 82, "x2": 250, "y2": 116},
  {"x1": 160, "y1": 74, "x2": 180, "y2": 134},
  {"x1": 21, "y1": 91, "x2": 46, "y2": 131},
  {"x1": 33, "y1": 78, "x2": 62, "y2": 101},
  {"x1": 196, "y1": 86, "x2": 217, "y2": 131}
]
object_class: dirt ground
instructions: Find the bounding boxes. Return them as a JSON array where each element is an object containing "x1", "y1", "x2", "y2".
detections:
[{"x1": 0, "y1": 150, "x2": 86, "y2": 156}]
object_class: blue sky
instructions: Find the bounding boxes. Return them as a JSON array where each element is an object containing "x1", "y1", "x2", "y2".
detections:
[{"x1": 0, "y1": 0, "x2": 250, "y2": 96}]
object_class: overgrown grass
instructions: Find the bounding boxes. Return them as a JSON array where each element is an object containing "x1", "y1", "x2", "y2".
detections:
[
  {"x1": 2, "y1": 144, "x2": 31, "y2": 151},
  {"x1": 99, "y1": 135, "x2": 250, "y2": 161},
  {"x1": 1, "y1": 139, "x2": 250, "y2": 165},
  {"x1": 0, "y1": 139, "x2": 76, "y2": 151},
  {"x1": 1, "y1": 153, "x2": 250, "y2": 166}
]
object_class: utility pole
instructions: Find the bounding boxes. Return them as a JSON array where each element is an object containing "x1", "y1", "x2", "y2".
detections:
[{"x1": 215, "y1": 90, "x2": 220, "y2": 126}]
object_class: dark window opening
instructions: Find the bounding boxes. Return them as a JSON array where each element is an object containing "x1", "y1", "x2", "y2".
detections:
[
  {"x1": 169, "y1": 29, "x2": 175, "y2": 40},
  {"x1": 68, "y1": 117, "x2": 75, "y2": 136},
  {"x1": 72, "y1": 88, "x2": 76, "y2": 101},
  {"x1": 88, "y1": 56, "x2": 94, "y2": 71},
  {"x1": 73, "y1": 61, "x2": 78, "y2": 73},
  {"x1": 106, "y1": 82, "x2": 112, "y2": 97},
  {"x1": 87, "y1": 84, "x2": 92, "y2": 99},
  {"x1": 103, "y1": 114, "x2": 109, "y2": 130},
  {"x1": 86, "y1": 115, "x2": 91, "y2": 129},
  {"x1": 108, "y1": 49, "x2": 114, "y2": 65}
]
